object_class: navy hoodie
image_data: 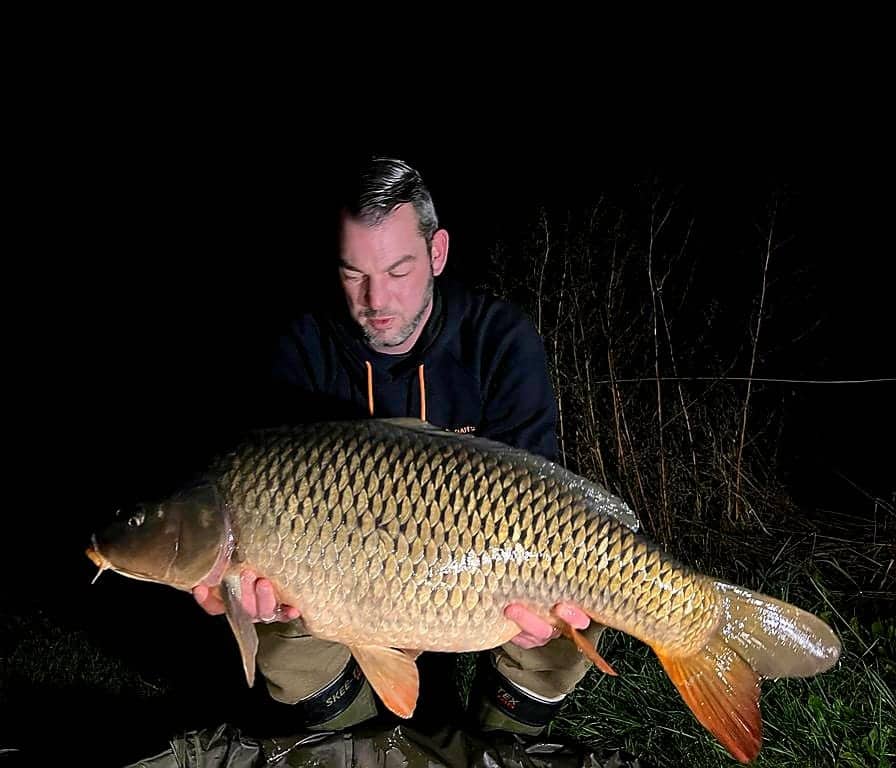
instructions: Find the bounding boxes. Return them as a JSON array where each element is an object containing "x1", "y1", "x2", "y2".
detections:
[{"x1": 268, "y1": 276, "x2": 559, "y2": 462}]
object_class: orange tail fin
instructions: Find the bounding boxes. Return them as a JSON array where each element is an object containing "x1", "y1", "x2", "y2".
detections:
[
  {"x1": 652, "y1": 580, "x2": 841, "y2": 764},
  {"x1": 655, "y1": 638, "x2": 761, "y2": 763}
]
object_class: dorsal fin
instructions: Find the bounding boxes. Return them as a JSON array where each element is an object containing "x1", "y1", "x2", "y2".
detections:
[{"x1": 375, "y1": 417, "x2": 454, "y2": 437}]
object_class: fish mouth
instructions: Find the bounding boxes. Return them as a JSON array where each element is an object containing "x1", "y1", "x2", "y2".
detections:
[
  {"x1": 83, "y1": 544, "x2": 162, "y2": 585},
  {"x1": 85, "y1": 546, "x2": 105, "y2": 568},
  {"x1": 86, "y1": 533, "x2": 108, "y2": 567},
  {"x1": 86, "y1": 538, "x2": 112, "y2": 583}
]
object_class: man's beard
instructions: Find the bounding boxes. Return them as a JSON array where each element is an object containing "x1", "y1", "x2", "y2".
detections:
[{"x1": 362, "y1": 274, "x2": 434, "y2": 350}]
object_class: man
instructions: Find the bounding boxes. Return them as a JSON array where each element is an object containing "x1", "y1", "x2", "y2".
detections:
[{"x1": 193, "y1": 156, "x2": 602, "y2": 736}]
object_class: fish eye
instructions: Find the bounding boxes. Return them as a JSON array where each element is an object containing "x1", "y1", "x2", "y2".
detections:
[{"x1": 128, "y1": 511, "x2": 146, "y2": 527}]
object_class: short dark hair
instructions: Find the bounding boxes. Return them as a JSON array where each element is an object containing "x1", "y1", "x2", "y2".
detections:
[{"x1": 340, "y1": 156, "x2": 440, "y2": 248}]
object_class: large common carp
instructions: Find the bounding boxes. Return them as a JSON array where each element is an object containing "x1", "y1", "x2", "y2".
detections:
[{"x1": 86, "y1": 418, "x2": 841, "y2": 764}]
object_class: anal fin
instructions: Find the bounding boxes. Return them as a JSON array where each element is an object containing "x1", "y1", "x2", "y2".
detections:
[
  {"x1": 221, "y1": 574, "x2": 259, "y2": 687},
  {"x1": 349, "y1": 644, "x2": 420, "y2": 718}
]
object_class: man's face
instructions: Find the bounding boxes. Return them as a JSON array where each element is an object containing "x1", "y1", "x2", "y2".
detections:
[{"x1": 339, "y1": 204, "x2": 448, "y2": 355}]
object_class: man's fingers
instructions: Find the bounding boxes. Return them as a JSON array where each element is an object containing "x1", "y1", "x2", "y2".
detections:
[
  {"x1": 195, "y1": 569, "x2": 299, "y2": 624},
  {"x1": 510, "y1": 626, "x2": 563, "y2": 648},
  {"x1": 240, "y1": 570, "x2": 259, "y2": 616},
  {"x1": 504, "y1": 604, "x2": 555, "y2": 643},
  {"x1": 192, "y1": 585, "x2": 225, "y2": 616},
  {"x1": 554, "y1": 602, "x2": 590, "y2": 630},
  {"x1": 504, "y1": 602, "x2": 590, "y2": 649},
  {"x1": 256, "y1": 578, "x2": 278, "y2": 620}
]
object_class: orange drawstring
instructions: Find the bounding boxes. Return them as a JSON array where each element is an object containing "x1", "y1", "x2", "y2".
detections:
[
  {"x1": 418, "y1": 364, "x2": 426, "y2": 422},
  {"x1": 364, "y1": 361, "x2": 427, "y2": 421}
]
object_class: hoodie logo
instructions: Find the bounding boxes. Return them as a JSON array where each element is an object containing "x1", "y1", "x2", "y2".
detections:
[{"x1": 453, "y1": 425, "x2": 477, "y2": 435}]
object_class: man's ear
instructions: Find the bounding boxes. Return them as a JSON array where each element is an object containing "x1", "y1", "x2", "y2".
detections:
[{"x1": 430, "y1": 229, "x2": 449, "y2": 276}]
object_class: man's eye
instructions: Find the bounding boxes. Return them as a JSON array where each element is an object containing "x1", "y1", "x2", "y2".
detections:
[
  {"x1": 343, "y1": 273, "x2": 363, "y2": 282},
  {"x1": 390, "y1": 272, "x2": 409, "y2": 278}
]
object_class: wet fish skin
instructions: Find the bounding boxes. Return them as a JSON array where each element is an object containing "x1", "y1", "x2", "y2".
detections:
[{"x1": 87, "y1": 418, "x2": 841, "y2": 764}]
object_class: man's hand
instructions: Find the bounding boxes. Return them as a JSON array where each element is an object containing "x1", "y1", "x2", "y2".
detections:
[
  {"x1": 505, "y1": 602, "x2": 589, "y2": 649},
  {"x1": 192, "y1": 570, "x2": 301, "y2": 623}
]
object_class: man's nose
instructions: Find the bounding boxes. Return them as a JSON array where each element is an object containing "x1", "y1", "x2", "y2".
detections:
[{"x1": 365, "y1": 276, "x2": 387, "y2": 309}]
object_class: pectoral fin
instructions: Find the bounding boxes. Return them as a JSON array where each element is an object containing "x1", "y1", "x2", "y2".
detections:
[
  {"x1": 221, "y1": 574, "x2": 259, "y2": 687},
  {"x1": 551, "y1": 608, "x2": 618, "y2": 676},
  {"x1": 348, "y1": 644, "x2": 420, "y2": 718}
]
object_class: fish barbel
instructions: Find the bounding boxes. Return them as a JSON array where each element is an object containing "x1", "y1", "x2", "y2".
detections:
[{"x1": 85, "y1": 418, "x2": 841, "y2": 763}]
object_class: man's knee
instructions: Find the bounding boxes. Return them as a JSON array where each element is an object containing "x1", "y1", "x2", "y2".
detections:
[
  {"x1": 470, "y1": 623, "x2": 607, "y2": 735},
  {"x1": 255, "y1": 622, "x2": 378, "y2": 730}
]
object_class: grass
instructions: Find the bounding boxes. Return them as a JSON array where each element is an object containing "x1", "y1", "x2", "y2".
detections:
[
  {"x1": 0, "y1": 610, "x2": 169, "y2": 699},
  {"x1": 552, "y1": 566, "x2": 895, "y2": 767},
  {"x1": 557, "y1": 627, "x2": 894, "y2": 767}
]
